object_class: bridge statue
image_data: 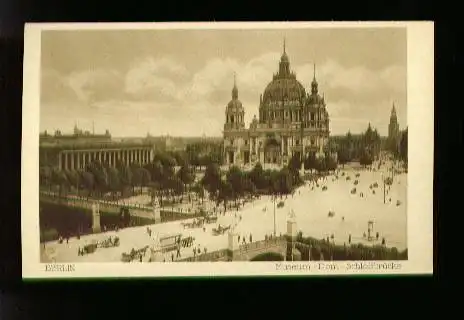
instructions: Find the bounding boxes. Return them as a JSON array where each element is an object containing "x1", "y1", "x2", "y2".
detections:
[
  {"x1": 228, "y1": 231, "x2": 239, "y2": 253},
  {"x1": 153, "y1": 206, "x2": 161, "y2": 223},
  {"x1": 286, "y1": 209, "x2": 299, "y2": 261},
  {"x1": 92, "y1": 202, "x2": 101, "y2": 233}
]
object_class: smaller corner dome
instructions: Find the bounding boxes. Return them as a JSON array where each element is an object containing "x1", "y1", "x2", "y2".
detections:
[{"x1": 227, "y1": 99, "x2": 243, "y2": 111}]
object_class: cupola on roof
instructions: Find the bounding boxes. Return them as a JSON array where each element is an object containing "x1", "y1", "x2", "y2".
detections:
[
  {"x1": 262, "y1": 39, "x2": 306, "y2": 104},
  {"x1": 227, "y1": 73, "x2": 243, "y2": 112}
]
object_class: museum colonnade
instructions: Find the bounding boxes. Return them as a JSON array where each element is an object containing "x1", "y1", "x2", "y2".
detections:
[{"x1": 57, "y1": 148, "x2": 153, "y2": 170}]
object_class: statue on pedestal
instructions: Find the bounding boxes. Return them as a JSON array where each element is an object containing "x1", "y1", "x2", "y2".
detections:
[{"x1": 92, "y1": 202, "x2": 101, "y2": 233}]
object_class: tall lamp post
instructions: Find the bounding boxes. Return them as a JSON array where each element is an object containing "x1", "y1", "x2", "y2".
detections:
[
  {"x1": 381, "y1": 172, "x2": 386, "y2": 204},
  {"x1": 273, "y1": 193, "x2": 276, "y2": 237}
]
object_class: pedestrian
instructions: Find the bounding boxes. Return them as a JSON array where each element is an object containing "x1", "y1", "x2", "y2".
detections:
[
  {"x1": 382, "y1": 237, "x2": 386, "y2": 246},
  {"x1": 193, "y1": 247, "x2": 196, "y2": 257},
  {"x1": 171, "y1": 253, "x2": 174, "y2": 261},
  {"x1": 376, "y1": 232, "x2": 379, "y2": 241},
  {"x1": 238, "y1": 235, "x2": 241, "y2": 243},
  {"x1": 348, "y1": 234, "x2": 352, "y2": 244},
  {"x1": 177, "y1": 246, "x2": 181, "y2": 258},
  {"x1": 249, "y1": 234, "x2": 252, "y2": 243},
  {"x1": 140, "y1": 255, "x2": 143, "y2": 262}
]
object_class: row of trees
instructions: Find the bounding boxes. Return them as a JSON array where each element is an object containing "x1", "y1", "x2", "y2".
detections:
[
  {"x1": 39, "y1": 154, "x2": 198, "y2": 206},
  {"x1": 333, "y1": 124, "x2": 382, "y2": 167}
]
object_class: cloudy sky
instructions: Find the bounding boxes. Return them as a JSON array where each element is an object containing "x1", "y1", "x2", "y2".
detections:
[{"x1": 40, "y1": 27, "x2": 407, "y2": 137}]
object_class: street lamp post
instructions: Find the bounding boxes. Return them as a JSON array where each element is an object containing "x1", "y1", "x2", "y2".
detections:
[
  {"x1": 381, "y1": 172, "x2": 385, "y2": 204},
  {"x1": 273, "y1": 194, "x2": 276, "y2": 237}
]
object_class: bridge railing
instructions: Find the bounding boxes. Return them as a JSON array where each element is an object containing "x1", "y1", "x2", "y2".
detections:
[
  {"x1": 177, "y1": 249, "x2": 229, "y2": 262},
  {"x1": 235, "y1": 236, "x2": 287, "y2": 254}
]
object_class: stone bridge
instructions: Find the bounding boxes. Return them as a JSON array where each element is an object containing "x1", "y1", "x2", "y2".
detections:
[
  {"x1": 178, "y1": 237, "x2": 289, "y2": 262},
  {"x1": 40, "y1": 192, "x2": 199, "y2": 223},
  {"x1": 230, "y1": 237, "x2": 287, "y2": 261}
]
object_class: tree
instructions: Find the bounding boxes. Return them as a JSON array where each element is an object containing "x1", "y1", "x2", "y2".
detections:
[
  {"x1": 399, "y1": 128, "x2": 408, "y2": 164},
  {"x1": 269, "y1": 170, "x2": 281, "y2": 195},
  {"x1": 81, "y1": 171, "x2": 95, "y2": 198},
  {"x1": 107, "y1": 167, "x2": 121, "y2": 199},
  {"x1": 140, "y1": 168, "x2": 151, "y2": 193},
  {"x1": 314, "y1": 157, "x2": 326, "y2": 173},
  {"x1": 177, "y1": 165, "x2": 195, "y2": 201},
  {"x1": 64, "y1": 169, "x2": 81, "y2": 195},
  {"x1": 218, "y1": 180, "x2": 233, "y2": 212},
  {"x1": 226, "y1": 166, "x2": 245, "y2": 206},
  {"x1": 304, "y1": 153, "x2": 317, "y2": 172},
  {"x1": 145, "y1": 161, "x2": 164, "y2": 184},
  {"x1": 249, "y1": 162, "x2": 266, "y2": 190},
  {"x1": 131, "y1": 166, "x2": 143, "y2": 195},
  {"x1": 87, "y1": 161, "x2": 109, "y2": 197},
  {"x1": 201, "y1": 163, "x2": 221, "y2": 197},
  {"x1": 39, "y1": 166, "x2": 53, "y2": 189},
  {"x1": 359, "y1": 149, "x2": 374, "y2": 167},
  {"x1": 278, "y1": 167, "x2": 293, "y2": 194},
  {"x1": 337, "y1": 147, "x2": 350, "y2": 168},
  {"x1": 324, "y1": 154, "x2": 338, "y2": 172},
  {"x1": 118, "y1": 165, "x2": 133, "y2": 196},
  {"x1": 52, "y1": 169, "x2": 69, "y2": 196},
  {"x1": 288, "y1": 154, "x2": 302, "y2": 173}
]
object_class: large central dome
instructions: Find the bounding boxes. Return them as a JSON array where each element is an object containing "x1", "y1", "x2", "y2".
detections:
[
  {"x1": 263, "y1": 77, "x2": 306, "y2": 103},
  {"x1": 262, "y1": 44, "x2": 306, "y2": 104}
]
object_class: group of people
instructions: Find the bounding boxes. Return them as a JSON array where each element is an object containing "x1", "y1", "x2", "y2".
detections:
[{"x1": 237, "y1": 233, "x2": 253, "y2": 245}]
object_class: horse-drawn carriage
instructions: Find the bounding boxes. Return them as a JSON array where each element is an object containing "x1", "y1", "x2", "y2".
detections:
[
  {"x1": 98, "y1": 236, "x2": 120, "y2": 248},
  {"x1": 83, "y1": 241, "x2": 98, "y2": 254},
  {"x1": 181, "y1": 218, "x2": 205, "y2": 229},
  {"x1": 121, "y1": 245, "x2": 149, "y2": 262},
  {"x1": 204, "y1": 215, "x2": 218, "y2": 224},
  {"x1": 212, "y1": 224, "x2": 231, "y2": 236}
]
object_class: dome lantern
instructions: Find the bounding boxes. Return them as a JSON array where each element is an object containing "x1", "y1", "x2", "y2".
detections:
[
  {"x1": 311, "y1": 63, "x2": 319, "y2": 94},
  {"x1": 232, "y1": 72, "x2": 238, "y2": 100}
]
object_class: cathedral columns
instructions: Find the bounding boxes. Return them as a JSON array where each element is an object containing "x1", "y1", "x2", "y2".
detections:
[{"x1": 70, "y1": 153, "x2": 74, "y2": 170}]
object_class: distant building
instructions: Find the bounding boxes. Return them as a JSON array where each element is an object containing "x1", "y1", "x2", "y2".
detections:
[
  {"x1": 223, "y1": 40, "x2": 330, "y2": 167},
  {"x1": 40, "y1": 125, "x2": 154, "y2": 170},
  {"x1": 387, "y1": 103, "x2": 401, "y2": 153},
  {"x1": 388, "y1": 103, "x2": 400, "y2": 142}
]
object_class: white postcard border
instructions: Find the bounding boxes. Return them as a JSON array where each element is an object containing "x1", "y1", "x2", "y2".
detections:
[{"x1": 21, "y1": 21, "x2": 434, "y2": 278}]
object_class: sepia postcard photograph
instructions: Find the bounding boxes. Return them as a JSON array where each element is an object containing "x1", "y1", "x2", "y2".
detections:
[{"x1": 21, "y1": 22, "x2": 434, "y2": 278}]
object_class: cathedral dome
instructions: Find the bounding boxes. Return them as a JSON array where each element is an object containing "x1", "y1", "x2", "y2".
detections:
[
  {"x1": 261, "y1": 40, "x2": 306, "y2": 105},
  {"x1": 262, "y1": 77, "x2": 306, "y2": 104}
]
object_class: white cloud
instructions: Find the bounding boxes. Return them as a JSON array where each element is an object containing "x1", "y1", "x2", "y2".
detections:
[
  {"x1": 295, "y1": 59, "x2": 406, "y2": 96},
  {"x1": 66, "y1": 68, "x2": 124, "y2": 103},
  {"x1": 124, "y1": 57, "x2": 189, "y2": 100}
]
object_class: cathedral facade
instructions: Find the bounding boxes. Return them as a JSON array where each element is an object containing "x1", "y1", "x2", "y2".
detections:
[{"x1": 223, "y1": 42, "x2": 330, "y2": 168}]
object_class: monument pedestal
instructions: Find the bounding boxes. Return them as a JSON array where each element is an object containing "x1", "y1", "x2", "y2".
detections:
[
  {"x1": 286, "y1": 209, "x2": 298, "y2": 261},
  {"x1": 153, "y1": 207, "x2": 161, "y2": 223},
  {"x1": 92, "y1": 203, "x2": 101, "y2": 233},
  {"x1": 227, "y1": 232, "x2": 239, "y2": 261}
]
